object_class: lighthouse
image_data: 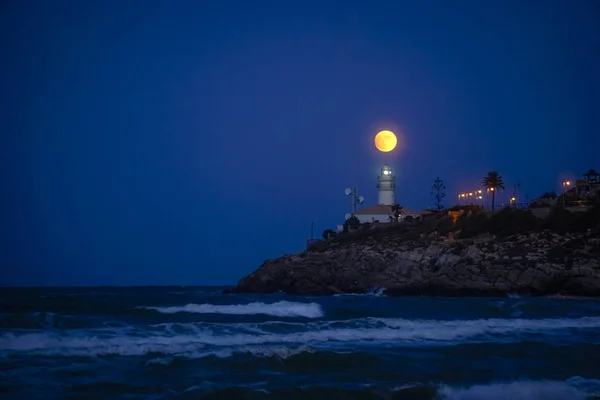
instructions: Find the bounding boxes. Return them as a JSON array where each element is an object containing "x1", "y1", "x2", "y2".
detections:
[{"x1": 377, "y1": 165, "x2": 395, "y2": 205}]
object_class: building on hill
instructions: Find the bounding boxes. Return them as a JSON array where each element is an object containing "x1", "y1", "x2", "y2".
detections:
[
  {"x1": 352, "y1": 165, "x2": 396, "y2": 224},
  {"x1": 354, "y1": 205, "x2": 430, "y2": 224},
  {"x1": 339, "y1": 164, "x2": 430, "y2": 228},
  {"x1": 577, "y1": 169, "x2": 600, "y2": 200},
  {"x1": 354, "y1": 204, "x2": 392, "y2": 223},
  {"x1": 557, "y1": 169, "x2": 600, "y2": 206}
]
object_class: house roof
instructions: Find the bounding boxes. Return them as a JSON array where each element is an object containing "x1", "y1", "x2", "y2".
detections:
[
  {"x1": 399, "y1": 207, "x2": 434, "y2": 215},
  {"x1": 402, "y1": 207, "x2": 421, "y2": 215},
  {"x1": 354, "y1": 204, "x2": 392, "y2": 215},
  {"x1": 355, "y1": 205, "x2": 433, "y2": 216}
]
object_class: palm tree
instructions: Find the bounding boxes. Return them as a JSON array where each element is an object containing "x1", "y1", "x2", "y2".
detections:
[
  {"x1": 390, "y1": 204, "x2": 403, "y2": 222},
  {"x1": 482, "y1": 171, "x2": 505, "y2": 210}
]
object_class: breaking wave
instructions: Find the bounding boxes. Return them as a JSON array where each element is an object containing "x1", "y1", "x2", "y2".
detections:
[
  {"x1": 3, "y1": 288, "x2": 600, "y2": 400},
  {"x1": 2, "y1": 316, "x2": 599, "y2": 357},
  {"x1": 438, "y1": 377, "x2": 600, "y2": 400},
  {"x1": 140, "y1": 300, "x2": 324, "y2": 318},
  {"x1": 126, "y1": 378, "x2": 600, "y2": 400}
]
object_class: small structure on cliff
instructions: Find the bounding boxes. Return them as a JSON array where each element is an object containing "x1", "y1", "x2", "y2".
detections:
[
  {"x1": 350, "y1": 165, "x2": 430, "y2": 224},
  {"x1": 354, "y1": 165, "x2": 396, "y2": 224}
]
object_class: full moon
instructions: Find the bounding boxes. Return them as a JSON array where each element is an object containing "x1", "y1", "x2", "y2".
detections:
[{"x1": 374, "y1": 130, "x2": 397, "y2": 152}]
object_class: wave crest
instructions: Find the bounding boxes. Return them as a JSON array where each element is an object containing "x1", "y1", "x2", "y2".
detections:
[
  {"x1": 140, "y1": 300, "x2": 324, "y2": 318},
  {"x1": 439, "y1": 378, "x2": 600, "y2": 400},
  {"x1": 2, "y1": 316, "x2": 599, "y2": 357}
]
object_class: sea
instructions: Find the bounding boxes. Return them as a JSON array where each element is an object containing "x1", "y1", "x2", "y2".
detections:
[{"x1": 1, "y1": 287, "x2": 600, "y2": 400}]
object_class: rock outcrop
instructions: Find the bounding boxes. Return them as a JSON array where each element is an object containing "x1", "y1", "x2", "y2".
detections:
[{"x1": 230, "y1": 228, "x2": 600, "y2": 297}]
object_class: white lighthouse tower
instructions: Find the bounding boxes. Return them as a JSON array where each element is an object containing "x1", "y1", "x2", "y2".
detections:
[{"x1": 377, "y1": 165, "x2": 395, "y2": 205}]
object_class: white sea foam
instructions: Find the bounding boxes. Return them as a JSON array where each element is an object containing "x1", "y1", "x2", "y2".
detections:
[
  {"x1": 1, "y1": 316, "x2": 599, "y2": 358},
  {"x1": 333, "y1": 288, "x2": 386, "y2": 297},
  {"x1": 438, "y1": 378, "x2": 600, "y2": 400},
  {"x1": 141, "y1": 301, "x2": 324, "y2": 318}
]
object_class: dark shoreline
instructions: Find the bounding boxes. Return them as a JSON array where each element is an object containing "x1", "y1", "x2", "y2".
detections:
[{"x1": 229, "y1": 216, "x2": 600, "y2": 297}]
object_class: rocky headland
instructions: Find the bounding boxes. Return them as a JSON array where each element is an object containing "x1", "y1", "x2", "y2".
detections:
[{"x1": 230, "y1": 207, "x2": 600, "y2": 297}]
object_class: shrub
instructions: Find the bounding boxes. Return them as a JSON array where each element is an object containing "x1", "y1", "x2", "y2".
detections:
[
  {"x1": 529, "y1": 201, "x2": 552, "y2": 209},
  {"x1": 576, "y1": 205, "x2": 600, "y2": 230},
  {"x1": 457, "y1": 213, "x2": 491, "y2": 238},
  {"x1": 343, "y1": 216, "x2": 360, "y2": 232},
  {"x1": 488, "y1": 208, "x2": 539, "y2": 237},
  {"x1": 571, "y1": 206, "x2": 600, "y2": 232},
  {"x1": 436, "y1": 216, "x2": 455, "y2": 236},
  {"x1": 335, "y1": 231, "x2": 353, "y2": 242},
  {"x1": 540, "y1": 191, "x2": 557, "y2": 199},
  {"x1": 448, "y1": 204, "x2": 484, "y2": 213},
  {"x1": 322, "y1": 229, "x2": 337, "y2": 240},
  {"x1": 542, "y1": 206, "x2": 576, "y2": 233}
]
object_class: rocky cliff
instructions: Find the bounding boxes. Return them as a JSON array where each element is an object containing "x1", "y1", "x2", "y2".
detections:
[{"x1": 230, "y1": 226, "x2": 600, "y2": 297}]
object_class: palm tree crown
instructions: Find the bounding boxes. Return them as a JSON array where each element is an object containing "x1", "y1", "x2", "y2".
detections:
[
  {"x1": 482, "y1": 171, "x2": 505, "y2": 210},
  {"x1": 482, "y1": 171, "x2": 505, "y2": 191}
]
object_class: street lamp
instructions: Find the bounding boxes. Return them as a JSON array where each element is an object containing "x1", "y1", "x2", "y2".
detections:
[
  {"x1": 458, "y1": 189, "x2": 485, "y2": 207},
  {"x1": 562, "y1": 181, "x2": 572, "y2": 206}
]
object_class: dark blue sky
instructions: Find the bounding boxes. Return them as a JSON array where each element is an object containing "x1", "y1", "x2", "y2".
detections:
[{"x1": 1, "y1": 1, "x2": 598, "y2": 286}]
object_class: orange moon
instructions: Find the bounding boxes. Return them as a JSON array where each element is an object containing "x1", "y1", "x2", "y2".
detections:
[{"x1": 374, "y1": 130, "x2": 397, "y2": 152}]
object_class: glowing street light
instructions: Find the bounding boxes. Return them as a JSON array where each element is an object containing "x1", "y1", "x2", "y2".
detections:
[
  {"x1": 458, "y1": 189, "x2": 485, "y2": 206},
  {"x1": 562, "y1": 180, "x2": 572, "y2": 206}
]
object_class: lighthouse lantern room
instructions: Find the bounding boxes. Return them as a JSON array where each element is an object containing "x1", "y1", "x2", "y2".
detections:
[{"x1": 377, "y1": 165, "x2": 395, "y2": 205}]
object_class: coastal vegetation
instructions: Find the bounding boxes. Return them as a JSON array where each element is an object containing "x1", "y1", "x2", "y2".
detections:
[
  {"x1": 232, "y1": 204, "x2": 600, "y2": 296},
  {"x1": 315, "y1": 205, "x2": 599, "y2": 252},
  {"x1": 431, "y1": 177, "x2": 446, "y2": 211},
  {"x1": 482, "y1": 171, "x2": 505, "y2": 210}
]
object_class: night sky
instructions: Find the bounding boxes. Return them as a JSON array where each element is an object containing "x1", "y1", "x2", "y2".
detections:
[{"x1": 1, "y1": 1, "x2": 598, "y2": 286}]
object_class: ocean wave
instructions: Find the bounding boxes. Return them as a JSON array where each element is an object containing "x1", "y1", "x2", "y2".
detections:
[
  {"x1": 1, "y1": 316, "x2": 599, "y2": 357},
  {"x1": 439, "y1": 377, "x2": 600, "y2": 400},
  {"x1": 139, "y1": 300, "x2": 324, "y2": 318},
  {"x1": 159, "y1": 377, "x2": 600, "y2": 399},
  {"x1": 334, "y1": 288, "x2": 386, "y2": 297}
]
